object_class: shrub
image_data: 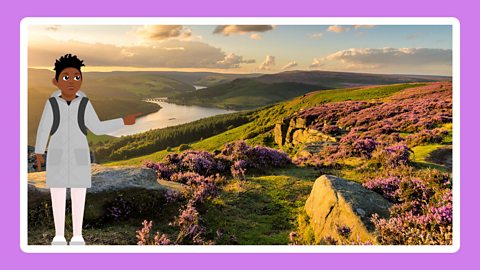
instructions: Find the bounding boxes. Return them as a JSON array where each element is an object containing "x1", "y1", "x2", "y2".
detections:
[
  {"x1": 364, "y1": 171, "x2": 452, "y2": 245},
  {"x1": 372, "y1": 143, "x2": 411, "y2": 168}
]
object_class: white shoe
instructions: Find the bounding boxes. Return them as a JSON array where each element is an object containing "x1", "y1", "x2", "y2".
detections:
[
  {"x1": 69, "y1": 235, "x2": 85, "y2": 245},
  {"x1": 51, "y1": 236, "x2": 67, "y2": 245}
]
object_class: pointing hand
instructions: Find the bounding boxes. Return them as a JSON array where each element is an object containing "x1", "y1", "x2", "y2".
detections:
[{"x1": 123, "y1": 112, "x2": 142, "y2": 125}]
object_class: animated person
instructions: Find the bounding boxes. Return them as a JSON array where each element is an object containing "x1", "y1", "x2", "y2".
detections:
[{"x1": 34, "y1": 54, "x2": 141, "y2": 245}]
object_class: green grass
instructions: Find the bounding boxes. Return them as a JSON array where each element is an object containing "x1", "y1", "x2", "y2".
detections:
[
  {"x1": 286, "y1": 83, "x2": 426, "y2": 112},
  {"x1": 442, "y1": 123, "x2": 453, "y2": 144},
  {"x1": 411, "y1": 144, "x2": 450, "y2": 172},
  {"x1": 87, "y1": 132, "x2": 118, "y2": 144},
  {"x1": 105, "y1": 123, "x2": 252, "y2": 166},
  {"x1": 202, "y1": 166, "x2": 319, "y2": 244}
]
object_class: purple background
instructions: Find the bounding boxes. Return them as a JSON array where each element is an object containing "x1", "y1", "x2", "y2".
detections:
[{"x1": 3, "y1": 0, "x2": 475, "y2": 269}]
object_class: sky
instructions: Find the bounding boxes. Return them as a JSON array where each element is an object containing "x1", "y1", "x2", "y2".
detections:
[{"x1": 27, "y1": 24, "x2": 453, "y2": 76}]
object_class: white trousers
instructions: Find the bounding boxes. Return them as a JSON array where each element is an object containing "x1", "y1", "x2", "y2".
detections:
[{"x1": 50, "y1": 188, "x2": 86, "y2": 237}]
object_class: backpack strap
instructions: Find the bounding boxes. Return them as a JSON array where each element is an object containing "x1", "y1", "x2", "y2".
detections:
[
  {"x1": 48, "y1": 97, "x2": 60, "y2": 136},
  {"x1": 78, "y1": 97, "x2": 89, "y2": 136}
]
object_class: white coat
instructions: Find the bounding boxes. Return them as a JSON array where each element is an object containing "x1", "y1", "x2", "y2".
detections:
[{"x1": 34, "y1": 90, "x2": 125, "y2": 188}]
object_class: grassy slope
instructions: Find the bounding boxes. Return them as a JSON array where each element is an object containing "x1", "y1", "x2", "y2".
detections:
[
  {"x1": 105, "y1": 83, "x2": 428, "y2": 167},
  {"x1": 203, "y1": 167, "x2": 319, "y2": 244}
]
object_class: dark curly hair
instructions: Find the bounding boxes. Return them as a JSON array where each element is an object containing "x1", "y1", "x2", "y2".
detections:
[{"x1": 53, "y1": 54, "x2": 85, "y2": 81}]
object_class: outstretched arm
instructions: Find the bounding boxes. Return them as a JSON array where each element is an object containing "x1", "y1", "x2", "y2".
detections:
[
  {"x1": 84, "y1": 100, "x2": 125, "y2": 135},
  {"x1": 84, "y1": 100, "x2": 141, "y2": 135}
]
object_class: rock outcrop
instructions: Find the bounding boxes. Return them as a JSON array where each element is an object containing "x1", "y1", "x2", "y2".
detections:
[
  {"x1": 27, "y1": 164, "x2": 186, "y2": 226},
  {"x1": 274, "y1": 116, "x2": 336, "y2": 148},
  {"x1": 304, "y1": 175, "x2": 392, "y2": 244}
]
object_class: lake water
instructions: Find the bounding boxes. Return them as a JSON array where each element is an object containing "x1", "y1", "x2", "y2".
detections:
[{"x1": 107, "y1": 93, "x2": 236, "y2": 137}]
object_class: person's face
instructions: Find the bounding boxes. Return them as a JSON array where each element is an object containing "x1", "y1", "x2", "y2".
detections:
[{"x1": 52, "y1": 67, "x2": 83, "y2": 95}]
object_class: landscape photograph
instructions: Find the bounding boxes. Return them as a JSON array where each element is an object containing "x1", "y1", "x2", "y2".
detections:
[{"x1": 25, "y1": 21, "x2": 455, "y2": 247}]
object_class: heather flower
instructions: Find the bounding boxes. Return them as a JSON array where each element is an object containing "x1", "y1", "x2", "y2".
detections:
[
  {"x1": 352, "y1": 137, "x2": 377, "y2": 158},
  {"x1": 231, "y1": 159, "x2": 248, "y2": 179},
  {"x1": 170, "y1": 171, "x2": 205, "y2": 185},
  {"x1": 136, "y1": 220, "x2": 173, "y2": 245},
  {"x1": 106, "y1": 196, "x2": 131, "y2": 221},
  {"x1": 372, "y1": 143, "x2": 411, "y2": 168},
  {"x1": 165, "y1": 190, "x2": 182, "y2": 204},
  {"x1": 154, "y1": 233, "x2": 172, "y2": 245},
  {"x1": 322, "y1": 235, "x2": 338, "y2": 245},
  {"x1": 322, "y1": 124, "x2": 341, "y2": 135},
  {"x1": 405, "y1": 128, "x2": 448, "y2": 147},
  {"x1": 173, "y1": 203, "x2": 206, "y2": 244},
  {"x1": 363, "y1": 176, "x2": 402, "y2": 202},
  {"x1": 289, "y1": 231, "x2": 299, "y2": 245},
  {"x1": 136, "y1": 220, "x2": 153, "y2": 245},
  {"x1": 180, "y1": 150, "x2": 218, "y2": 176},
  {"x1": 336, "y1": 225, "x2": 352, "y2": 239}
]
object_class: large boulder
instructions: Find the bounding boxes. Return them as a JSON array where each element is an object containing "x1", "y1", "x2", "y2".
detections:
[
  {"x1": 27, "y1": 164, "x2": 186, "y2": 227},
  {"x1": 27, "y1": 164, "x2": 185, "y2": 194},
  {"x1": 304, "y1": 175, "x2": 391, "y2": 244}
]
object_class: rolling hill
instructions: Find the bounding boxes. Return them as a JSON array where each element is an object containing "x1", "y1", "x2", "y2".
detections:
[
  {"x1": 168, "y1": 70, "x2": 450, "y2": 110},
  {"x1": 168, "y1": 79, "x2": 327, "y2": 110},
  {"x1": 253, "y1": 70, "x2": 450, "y2": 87}
]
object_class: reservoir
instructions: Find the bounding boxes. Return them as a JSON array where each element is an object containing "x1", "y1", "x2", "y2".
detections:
[{"x1": 107, "y1": 98, "x2": 237, "y2": 137}]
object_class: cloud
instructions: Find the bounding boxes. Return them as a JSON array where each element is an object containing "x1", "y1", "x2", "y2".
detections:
[
  {"x1": 310, "y1": 47, "x2": 452, "y2": 75},
  {"x1": 353, "y1": 25, "x2": 375, "y2": 29},
  {"x1": 310, "y1": 32, "x2": 324, "y2": 39},
  {"x1": 28, "y1": 38, "x2": 253, "y2": 69},
  {"x1": 282, "y1": 61, "x2": 298, "y2": 70},
  {"x1": 45, "y1": 25, "x2": 60, "y2": 31},
  {"x1": 250, "y1": 33, "x2": 262, "y2": 40},
  {"x1": 327, "y1": 25, "x2": 349, "y2": 33},
  {"x1": 309, "y1": 58, "x2": 324, "y2": 68},
  {"x1": 138, "y1": 25, "x2": 192, "y2": 41},
  {"x1": 216, "y1": 53, "x2": 256, "y2": 68},
  {"x1": 326, "y1": 25, "x2": 373, "y2": 34},
  {"x1": 213, "y1": 25, "x2": 274, "y2": 36},
  {"x1": 258, "y1": 55, "x2": 276, "y2": 70}
]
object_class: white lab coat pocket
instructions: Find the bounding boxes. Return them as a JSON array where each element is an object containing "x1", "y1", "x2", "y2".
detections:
[
  {"x1": 74, "y1": 148, "x2": 90, "y2": 166},
  {"x1": 47, "y1": 148, "x2": 63, "y2": 166}
]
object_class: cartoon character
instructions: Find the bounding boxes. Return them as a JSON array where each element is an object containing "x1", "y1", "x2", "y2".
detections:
[{"x1": 34, "y1": 54, "x2": 141, "y2": 245}]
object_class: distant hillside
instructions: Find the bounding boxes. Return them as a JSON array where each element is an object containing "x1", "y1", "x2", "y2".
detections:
[
  {"x1": 252, "y1": 70, "x2": 450, "y2": 88},
  {"x1": 168, "y1": 70, "x2": 450, "y2": 110},
  {"x1": 144, "y1": 71, "x2": 261, "y2": 87},
  {"x1": 169, "y1": 79, "x2": 327, "y2": 110}
]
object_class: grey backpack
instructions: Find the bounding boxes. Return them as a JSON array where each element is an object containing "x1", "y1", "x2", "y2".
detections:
[{"x1": 48, "y1": 97, "x2": 89, "y2": 136}]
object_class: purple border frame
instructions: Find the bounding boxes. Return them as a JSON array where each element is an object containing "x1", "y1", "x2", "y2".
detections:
[{"x1": 4, "y1": 1, "x2": 475, "y2": 269}]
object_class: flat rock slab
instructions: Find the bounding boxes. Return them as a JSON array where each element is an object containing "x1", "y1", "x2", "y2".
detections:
[
  {"x1": 28, "y1": 164, "x2": 185, "y2": 194},
  {"x1": 305, "y1": 175, "x2": 392, "y2": 244}
]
